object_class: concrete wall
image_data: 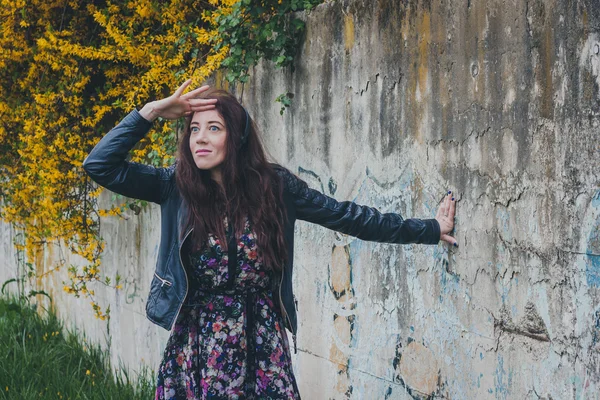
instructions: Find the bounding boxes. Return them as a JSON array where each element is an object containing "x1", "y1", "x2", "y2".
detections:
[
  {"x1": 244, "y1": 0, "x2": 600, "y2": 397},
  {"x1": 2, "y1": 0, "x2": 600, "y2": 398}
]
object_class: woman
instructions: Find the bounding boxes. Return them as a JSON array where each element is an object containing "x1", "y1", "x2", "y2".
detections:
[{"x1": 83, "y1": 80, "x2": 457, "y2": 399}]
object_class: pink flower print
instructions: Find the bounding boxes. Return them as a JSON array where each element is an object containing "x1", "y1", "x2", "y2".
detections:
[
  {"x1": 257, "y1": 369, "x2": 267, "y2": 391},
  {"x1": 176, "y1": 353, "x2": 184, "y2": 366},
  {"x1": 200, "y1": 379, "x2": 209, "y2": 392},
  {"x1": 270, "y1": 346, "x2": 283, "y2": 364},
  {"x1": 207, "y1": 353, "x2": 218, "y2": 368}
]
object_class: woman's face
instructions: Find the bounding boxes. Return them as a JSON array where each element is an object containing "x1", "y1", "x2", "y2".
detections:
[{"x1": 189, "y1": 109, "x2": 227, "y2": 183}]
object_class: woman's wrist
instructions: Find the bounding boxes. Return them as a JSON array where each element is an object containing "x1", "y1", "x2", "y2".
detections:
[{"x1": 138, "y1": 101, "x2": 160, "y2": 122}]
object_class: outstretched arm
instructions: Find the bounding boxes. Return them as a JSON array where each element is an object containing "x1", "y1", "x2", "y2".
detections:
[
  {"x1": 278, "y1": 167, "x2": 457, "y2": 246},
  {"x1": 83, "y1": 80, "x2": 216, "y2": 203}
]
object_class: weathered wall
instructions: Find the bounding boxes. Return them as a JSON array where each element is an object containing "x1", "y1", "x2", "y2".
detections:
[
  {"x1": 245, "y1": 0, "x2": 600, "y2": 397},
  {"x1": 2, "y1": 0, "x2": 600, "y2": 398}
]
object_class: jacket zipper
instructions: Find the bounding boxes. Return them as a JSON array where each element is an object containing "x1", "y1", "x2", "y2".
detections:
[
  {"x1": 154, "y1": 272, "x2": 173, "y2": 287},
  {"x1": 172, "y1": 228, "x2": 192, "y2": 330},
  {"x1": 278, "y1": 268, "x2": 297, "y2": 354}
]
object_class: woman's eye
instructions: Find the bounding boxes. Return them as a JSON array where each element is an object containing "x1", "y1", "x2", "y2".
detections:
[
  {"x1": 191, "y1": 127, "x2": 199, "y2": 133},
  {"x1": 209, "y1": 125, "x2": 220, "y2": 132}
]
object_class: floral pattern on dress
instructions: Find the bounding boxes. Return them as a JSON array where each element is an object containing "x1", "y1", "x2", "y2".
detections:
[{"x1": 155, "y1": 218, "x2": 300, "y2": 400}]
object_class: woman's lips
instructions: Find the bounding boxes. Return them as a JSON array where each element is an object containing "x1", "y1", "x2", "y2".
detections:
[{"x1": 195, "y1": 149, "x2": 212, "y2": 155}]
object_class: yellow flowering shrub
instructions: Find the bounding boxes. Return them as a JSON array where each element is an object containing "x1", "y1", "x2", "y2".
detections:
[{"x1": 0, "y1": 0, "x2": 232, "y2": 320}]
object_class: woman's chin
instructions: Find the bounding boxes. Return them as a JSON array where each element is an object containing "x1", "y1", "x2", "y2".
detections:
[{"x1": 194, "y1": 162, "x2": 214, "y2": 170}]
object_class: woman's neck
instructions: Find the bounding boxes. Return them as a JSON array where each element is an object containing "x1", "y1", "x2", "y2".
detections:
[{"x1": 210, "y1": 167, "x2": 223, "y2": 187}]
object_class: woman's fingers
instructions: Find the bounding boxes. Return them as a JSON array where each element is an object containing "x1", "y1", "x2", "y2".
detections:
[
  {"x1": 439, "y1": 192, "x2": 449, "y2": 217},
  {"x1": 174, "y1": 79, "x2": 192, "y2": 98},
  {"x1": 192, "y1": 104, "x2": 218, "y2": 112},
  {"x1": 448, "y1": 193, "x2": 456, "y2": 218},
  {"x1": 188, "y1": 98, "x2": 217, "y2": 107},
  {"x1": 189, "y1": 100, "x2": 217, "y2": 111},
  {"x1": 181, "y1": 85, "x2": 211, "y2": 100},
  {"x1": 435, "y1": 191, "x2": 458, "y2": 247},
  {"x1": 187, "y1": 98, "x2": 217, "y2": 114},
  {"x1": 441, "y1": 234, "x2": 458, "y2": 247}
]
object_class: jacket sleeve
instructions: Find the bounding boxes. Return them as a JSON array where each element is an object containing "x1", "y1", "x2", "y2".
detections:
[
  {"x1": 82, "y1": 109, "x2": 174, "y2": 204},
  {"x1": 277, "y1": 167, "x2": 440, "y2": 245}
]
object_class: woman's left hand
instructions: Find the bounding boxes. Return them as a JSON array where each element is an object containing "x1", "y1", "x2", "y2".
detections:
[
  {"x1": 139, "y1": 80, "x2": 216, "y2": 122},
  {"x1": 435, "y1": 191, "x2": 458, "y2": 247}
]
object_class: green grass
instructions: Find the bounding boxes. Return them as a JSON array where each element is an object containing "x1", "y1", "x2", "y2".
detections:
[{"x1": 0, "y1": 296, "x2": 155, "y2": 399}]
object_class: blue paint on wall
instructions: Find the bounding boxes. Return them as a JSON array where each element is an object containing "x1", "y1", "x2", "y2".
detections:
[
  {"x1": 592, "y1": 190, "x2": 600, "y2": 208},
  {"x1": 494, "y1": 355, "x2": 513, "y2": 399},
  {"x1": 592, "y1": 308, "x2": 600, "y2": 347},
  {"x1": 585, "y1": 212, "x2": 600, "y2": 287},
  {"x1": 496, "y1": 209, "x2": 512, "y2": 241},
  {"x1": 587, "y1": 253, "x2": 600, "y2": 287}
]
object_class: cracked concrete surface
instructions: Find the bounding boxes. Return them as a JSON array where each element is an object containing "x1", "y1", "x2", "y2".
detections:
[{"x1": 243, "y1": 0, "x2": 600, "y2": 398}]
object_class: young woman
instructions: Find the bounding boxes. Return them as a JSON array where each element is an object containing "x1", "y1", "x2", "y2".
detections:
[{"x1": 83, "y1": 80, "x2": 457, "y2": 399}]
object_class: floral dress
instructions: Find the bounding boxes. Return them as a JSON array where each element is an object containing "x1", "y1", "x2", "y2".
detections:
[{"x1": 155, "y1": 218, "x2": 300, "y2": 400}]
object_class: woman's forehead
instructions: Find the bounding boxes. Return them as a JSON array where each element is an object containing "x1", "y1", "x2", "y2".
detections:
[{"x1": 191, "y1": 109, "x2": 224, "y2": 124}]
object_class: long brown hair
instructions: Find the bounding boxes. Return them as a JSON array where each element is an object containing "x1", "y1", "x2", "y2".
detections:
[{"x1": 175, "y1": 88, "x2": 287, "y2": 271}]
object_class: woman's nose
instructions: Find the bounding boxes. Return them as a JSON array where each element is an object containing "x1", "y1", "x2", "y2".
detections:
[{"x1": 195, "y1": 129, "x2": 208, "y2": 143}]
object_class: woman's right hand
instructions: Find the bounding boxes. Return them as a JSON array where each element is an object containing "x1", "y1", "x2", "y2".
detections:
[
  {"x1": 139, "y1": 80, "x2": 217, "y2": 122},
  {"x1": 435, "y1": 191, "x2": 458, "y2": 247}
]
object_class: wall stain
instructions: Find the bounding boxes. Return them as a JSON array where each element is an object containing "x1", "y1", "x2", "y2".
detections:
[
  {"x1": 343, "y1": 13, "x2": 355, "y2": 53},
  {"x1": 329, "y1": 244, "x2": 356, "y2": 397}
]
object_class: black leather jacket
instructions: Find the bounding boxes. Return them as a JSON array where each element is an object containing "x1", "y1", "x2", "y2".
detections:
[{"x1": 82, "y1": 109, "x2": 441, "y2": 342}]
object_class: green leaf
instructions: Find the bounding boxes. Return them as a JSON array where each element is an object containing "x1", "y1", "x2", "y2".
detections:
[
  {"x1": 1, "y1": 278, "x2": 17, "y2": 294},
  {"x1": 28, "y1": 290, "x2": 52, "y2": 302}
]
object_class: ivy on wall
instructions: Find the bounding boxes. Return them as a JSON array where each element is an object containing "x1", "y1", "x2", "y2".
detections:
[{"x1": 0, "y1": 0, "x2": 321, "y2": 319}]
